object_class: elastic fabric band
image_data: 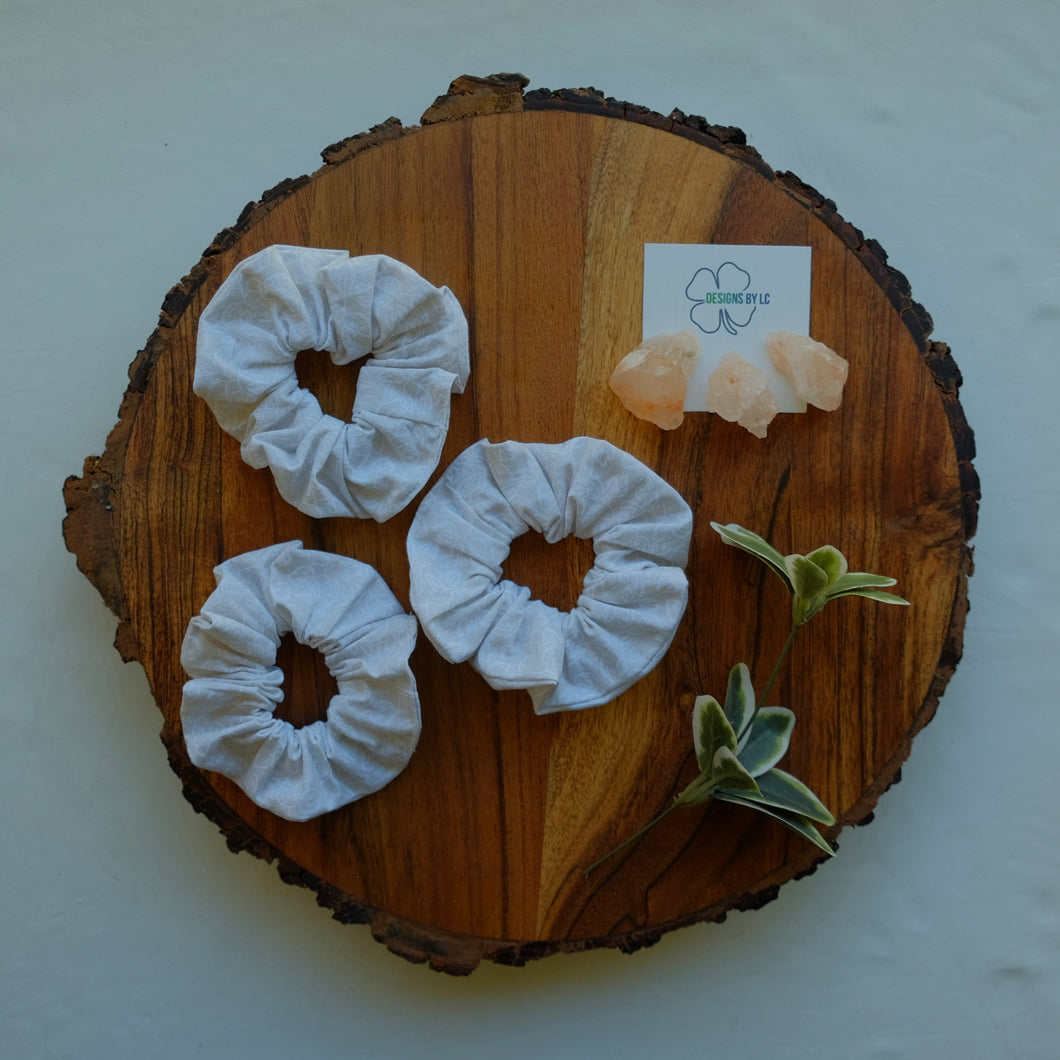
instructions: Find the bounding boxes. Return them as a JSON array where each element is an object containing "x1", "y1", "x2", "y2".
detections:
[
  {"x1": 407, "y1": 437, "x2": 693, "y2": 714},
  {"x1": 194, "y1": 244, "x2": 470, "y2": 520},
  {"x1": 180, "y1": 541, "x2": 420, "y2": 821}
]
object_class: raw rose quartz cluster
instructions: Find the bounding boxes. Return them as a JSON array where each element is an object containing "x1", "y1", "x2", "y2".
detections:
[
  {"x1": 610, "y1": 328, "x2": 847, "y2": 438},
  {"x1": 765, "y1": 330, "x2": 849, "y2": 412},
  {"x1": 608, "y1": 330, "x2": 700, "y2": 430},
  {"x1": 705, "y1": 353, "x2": 779, "y2": 439},
  {"x1": 705, "y1": 332, "x2": 848, "y2": 438}
]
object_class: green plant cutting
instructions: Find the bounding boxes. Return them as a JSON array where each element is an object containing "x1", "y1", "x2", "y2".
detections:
[{"x1": 584, "y1": 521, "x2": 910, "y2": 877}]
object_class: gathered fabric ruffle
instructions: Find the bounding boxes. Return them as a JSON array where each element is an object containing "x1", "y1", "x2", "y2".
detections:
[
  {"x1": 180, "y1": 542, "x2": 420, "y2": 821},
  {"x1": 194, "y1": 244, "x2": 469, "y2": 521},
  {"x1": 407, "y1": 437, "x2": 693, "y2": 714}
]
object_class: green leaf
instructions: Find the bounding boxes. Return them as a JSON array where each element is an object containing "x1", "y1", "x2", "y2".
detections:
[
  {"x1": 692, "y1": 695, "x2": 736, "y2": 773},
  {"x1": 741, "y1": 768, "x2": 836, "y2": 825},
  {"x1": 829, "y1": 571, "x2": 897, "y2": 594},
  {"x1": 712, "y1": 790, "x2": 836, "y2": 856},
  {"x1": 804, "y1": 545, "x2": 847, "y2": 589},
  {"x1": 708, "y1": 746, "x2": 760, "y2": 795},
  {"x1": 784, "y1": 553, "x2": 831, "y2": 602},
  {"x1": 710, "y1": 522, "x2": 792, "y2": 592},
  {"x1": 829, "y1": 587, "x2": 910, "y2": 607},
  {"x1": 722, "y1": 663, "x2": 755, "y2": 742},
  {"x1": 736, "y1": 707, "x2": 794, "y2": 776}
]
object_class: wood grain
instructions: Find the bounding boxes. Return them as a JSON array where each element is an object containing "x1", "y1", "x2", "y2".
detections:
[{"x1": 63, "y1": 77, "x2": 977, "y2": 974}]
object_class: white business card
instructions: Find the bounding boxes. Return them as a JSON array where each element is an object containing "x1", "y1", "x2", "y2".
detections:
[{"x1": 643, "y1": 243, "x2": 813, "y2": 412}]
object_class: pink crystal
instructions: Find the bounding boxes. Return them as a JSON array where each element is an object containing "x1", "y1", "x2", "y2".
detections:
[
  {"x1": 765, "y1": 331, "x2": 848, "y2": 411},
  {"x1": 609, "y1": 330, "x2": 701, "y2": 430},
  {"x1": 705, "y1": 352, "x2": 779, "y2": 439}
]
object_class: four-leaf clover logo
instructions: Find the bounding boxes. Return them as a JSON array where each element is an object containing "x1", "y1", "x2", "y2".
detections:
[{"x1": 686, "y1": 262, "x2": 757, "y2": 336}]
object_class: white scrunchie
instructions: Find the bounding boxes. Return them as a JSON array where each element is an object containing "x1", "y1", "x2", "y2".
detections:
[
  {"x1": 407, "y1": 437, "x2": 693, "y2": 714},
  {"x1": 180, "y1": 541, "x2": 420, "y2": 821},
  {"x1": 193, "y1": 244, "x2": 470, "y2": 521}
]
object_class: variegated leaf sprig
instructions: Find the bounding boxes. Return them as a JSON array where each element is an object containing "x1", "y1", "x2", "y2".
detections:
[
  {"x1": 584, "y1": 523, "x2": 909, "y2": 877},
  {"x1": 711, "y1": 522, "x2": 910, "y2": 628},
  {"x1": 686, "y1": 663, "x2": 835, "y2": 854}
]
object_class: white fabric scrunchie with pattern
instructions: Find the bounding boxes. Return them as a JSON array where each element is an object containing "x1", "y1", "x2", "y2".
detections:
[
  {"x1": 194, "y1": 244, "x2": 470, "y2": 520},
  {"x1": 407, "y1": 437, "x2": 693, "y2": 714},
  {"x1": 180, "y1": 541, "x2": 420, "y2": 821}
]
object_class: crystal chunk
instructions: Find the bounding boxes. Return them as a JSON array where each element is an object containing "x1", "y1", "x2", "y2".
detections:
[
  {"x1": 609, "y1": 330, "x2": 701, "y2": 430},
  {"x1": 705, "y1": 352, "x2": 779, "y2": 439},
  {"x1": 765, "y1": 331, "x2": 848, "y2": 411}
]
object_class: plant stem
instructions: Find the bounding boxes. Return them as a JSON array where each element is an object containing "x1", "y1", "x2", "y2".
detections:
[
  {"x1": 738, "y1": 622, "x2": 799, "y2": 742},
  {"x1": 583, "y1": 802, "x2": 680, "y2": 878}
]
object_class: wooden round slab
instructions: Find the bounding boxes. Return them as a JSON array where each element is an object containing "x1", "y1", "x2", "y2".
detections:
[{"x1": 63, "y1": 75, "x2": 978, "y2": 974}]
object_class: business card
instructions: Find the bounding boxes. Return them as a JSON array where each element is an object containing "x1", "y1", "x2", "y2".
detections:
[{"x1": 643, "y1": 243, "x2": 813, "y2": 412}]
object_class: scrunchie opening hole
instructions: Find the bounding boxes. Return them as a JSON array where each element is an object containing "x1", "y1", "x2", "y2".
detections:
[
  {"x1": 501, "y1": 532, "x2": 596, "y2": 612},
  {"x1": 294, "y1": 348, "x2": 361, "y2": 421},
  {"x1": 274, "y1": 632, "x2": 337, "y2": 729}
]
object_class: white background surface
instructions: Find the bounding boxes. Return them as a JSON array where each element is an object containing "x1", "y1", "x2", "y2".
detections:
[{"x1": 3, "y1": 2, "x2": 1058, "y2": 1057}]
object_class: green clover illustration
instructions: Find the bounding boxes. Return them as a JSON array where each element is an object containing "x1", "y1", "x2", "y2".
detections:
[{"x1": 686, "y1": 262, "x2": 757, "y2": 336}]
